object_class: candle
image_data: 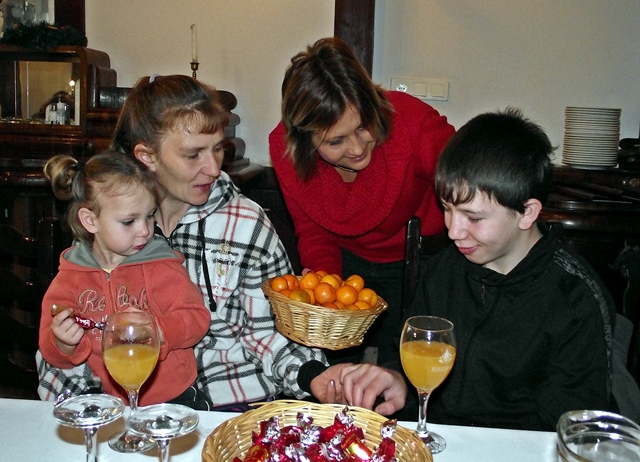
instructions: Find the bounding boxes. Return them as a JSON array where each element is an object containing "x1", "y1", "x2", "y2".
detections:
[{"x1": 191, "y1": 24, "x2": 198, "y2": 63}]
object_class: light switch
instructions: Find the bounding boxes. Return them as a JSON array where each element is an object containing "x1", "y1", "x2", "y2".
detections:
[
  {"x1": 389, "y1": 77, "x2": 449, "y2": 101},
  {"x1": 413, "y1": 82, "x2": 428, "y2": 97}
]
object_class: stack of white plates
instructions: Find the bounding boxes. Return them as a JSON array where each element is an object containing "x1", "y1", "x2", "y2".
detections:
[{"x1": 563, "y1": 107, "x2": 620, "y2": 168}]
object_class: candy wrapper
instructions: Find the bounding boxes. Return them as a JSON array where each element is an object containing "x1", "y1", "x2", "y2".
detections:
[
  {"x1": 235, "y1": 407, "x2": 398, "y2": 462},
  {"x1": 50, "y1": 304, "x2": 105, "y2": 330}
]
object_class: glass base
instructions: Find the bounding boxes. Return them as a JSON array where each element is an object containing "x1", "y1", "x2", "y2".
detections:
[
  {"x1": 108, "y1": 430, "x2": 157, "y2": 453},
  {"x1": 417, "y1": 430, "x2": 446, "y2": 454}
]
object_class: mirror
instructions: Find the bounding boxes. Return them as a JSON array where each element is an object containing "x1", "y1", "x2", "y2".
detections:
[{"x1": 0, "y1": 57, "x2": 80, "y2": 124}]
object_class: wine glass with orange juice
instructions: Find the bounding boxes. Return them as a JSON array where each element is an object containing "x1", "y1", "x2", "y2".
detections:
[
  {"x1": 400, "y1": 315, "x2": 456, "y2": 454},
  {"x1": 102, "y1": 309, "x2": 160, "y2": 453}
]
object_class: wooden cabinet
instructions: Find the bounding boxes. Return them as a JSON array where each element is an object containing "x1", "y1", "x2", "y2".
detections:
[{"x1": 0, "y1": 45, "x2": 119, "y2": 234}]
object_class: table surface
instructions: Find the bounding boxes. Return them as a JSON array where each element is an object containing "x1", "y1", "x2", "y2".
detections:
[{"x1": 0, "y1": 398, "x2": 558, "y2": 461}]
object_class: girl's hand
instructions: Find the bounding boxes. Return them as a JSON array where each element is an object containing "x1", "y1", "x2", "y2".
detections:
[{"x1": 50, "y1": 307, "x2": 83, "y2": 355}]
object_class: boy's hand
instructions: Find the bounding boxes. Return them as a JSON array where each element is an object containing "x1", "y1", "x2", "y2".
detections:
[{"x1": 50, "y1": 307, "x2": 83, "y2": 355}]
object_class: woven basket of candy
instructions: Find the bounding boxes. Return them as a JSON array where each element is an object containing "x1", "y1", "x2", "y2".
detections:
[
  {"x1": 201, "y1": 399, "x2": 432, "y2": 462},
  {"x1": 261, "y1": 278, "x2": 388, "y2": 350}
]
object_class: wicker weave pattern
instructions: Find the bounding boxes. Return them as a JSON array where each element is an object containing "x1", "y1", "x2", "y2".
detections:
[
  {"x1": 261, "y1": 278, "x2": 388, "y2": 350},
  {"x1": 201, "y1": 400, "x2": 432, "y2": 462}
]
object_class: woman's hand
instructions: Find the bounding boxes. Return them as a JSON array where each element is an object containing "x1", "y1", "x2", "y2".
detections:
[
  {"x1": 311, "y1": 363, "x2": 408, "y2": 416},
  {"x1": 50, "y1": 307, "x2": 83, "y2": 355}
]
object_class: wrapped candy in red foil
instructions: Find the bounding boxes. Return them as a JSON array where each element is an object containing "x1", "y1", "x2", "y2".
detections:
[
  {"x1": 50, "y1": 304, "x2": 105, "y2": 330},
  {"x1": 237, "y1": 407, "x2": 397, "y2": 462}
]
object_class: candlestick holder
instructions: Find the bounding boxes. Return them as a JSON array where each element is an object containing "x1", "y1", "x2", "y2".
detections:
[{"x1": 191, "y1": 61, "x2": 199, "y2": 80}]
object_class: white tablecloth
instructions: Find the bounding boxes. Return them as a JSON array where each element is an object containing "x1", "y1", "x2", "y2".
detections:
[{"x1": 0, "y1": 398, "x2": 558, "y2": 461}]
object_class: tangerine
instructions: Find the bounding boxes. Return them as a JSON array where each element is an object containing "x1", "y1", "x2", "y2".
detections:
[
  {"x1": 322, "y1": 302, "x2": 339, "y2": 309},
  {"x1": 345, "y1": 304, "x2": 360, "y2": 310},
  {"x1": 300, "y1": 272, "x2": 320, "y2": 290},
  {"x1": 357, "y1": 288, "x2": 378, "y2": 307},
  {"x1": 320, "y1": 274, "x2": 341, "y2": 290},
  {"x1": 270, "y1": 276, "x2": 288, "y2": 292},
  {"x1": 331, "y1": 273, "x2": 343, "y2": 286},
  {"x1": 354, "y1": 300, "x2": 371, "y2": 310},
  {"x1": 280, "y1": 288, "x2": 292, "y2": 297},
  {"x1": 283, "y1": 274, "x2": 300, "y2": 290},
  {"x1": 315, "y1": 270, "x2": 328, "y2": 278},
  {"x1": 335, "y1": 285, "x2": 358, "y2": 305},
  {"x1": 289, "y1": 289, "x2": 311, "y2": 304},
  {"x1": 303, "y1": 288, "x2": 316, "y2": 304},
  {"x1": 334, "y1": 300, "x2": 346, "y2": 310},
  {"x1": 314, "y1": 282, "x2": 336, "y2": 304},
  {"x1": 344, "y1": 274, "x2": 365, "y2": 292}
]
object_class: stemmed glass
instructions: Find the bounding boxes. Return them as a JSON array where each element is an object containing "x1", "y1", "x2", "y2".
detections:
[
  {"x1": 127, "y1": 403, "x2": 199, "y2": 462},
  {"x1": 400, "y1": 315, "x2": 456, "y2": 454},
  {"x1": 53, "y1": 393, "x2": 125, "y2": 462},
  {"x1": 102, "y1": 309, "x2": 160, "y2": 452}
]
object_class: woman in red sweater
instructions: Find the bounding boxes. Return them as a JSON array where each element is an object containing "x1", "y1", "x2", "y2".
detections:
[{"x1": 269, "y1": 37, "x2": 455, "y2": 366}]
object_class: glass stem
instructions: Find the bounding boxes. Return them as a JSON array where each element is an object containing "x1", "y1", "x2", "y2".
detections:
[
  {"x1": 157, "y1": 439, "x2": 170, "y2": 462},
  {"x1": 416, "y1": 390, "x2": 431, "y2": 437},
  {"x1": 84, "y1": 426, "x2": 98, "y2": 462},
  {"x1": 127, "y1": 390, "x2": 139, "y2": 412}
]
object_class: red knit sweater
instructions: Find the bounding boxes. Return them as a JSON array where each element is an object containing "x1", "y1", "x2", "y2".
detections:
[{"x1": 269, "y1": 91, "x2": 455, "y2": 275}]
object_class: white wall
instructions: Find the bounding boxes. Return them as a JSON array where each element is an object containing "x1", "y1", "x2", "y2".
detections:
[
  {"x1": 86, "y1": 1, "x2": 640, "y2": 166},
  {"x1": 373, "y1": 0, "x2": 640, "y2": 164},
  {"x1": 85, "y1": 0, "x2": 335, "y2": 166}
]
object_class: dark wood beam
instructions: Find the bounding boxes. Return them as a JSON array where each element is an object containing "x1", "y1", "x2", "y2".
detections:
[{"x1": 334, "y1": 0, "x2": 375, "y2": 75}]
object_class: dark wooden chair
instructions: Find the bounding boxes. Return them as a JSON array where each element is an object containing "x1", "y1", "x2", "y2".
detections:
[
  {"x1": 402, "y1": 216, "x2": 451, "y2": 315},
  {"x1": 0, "y1": 217, "x2": 68, "y2": 398}
]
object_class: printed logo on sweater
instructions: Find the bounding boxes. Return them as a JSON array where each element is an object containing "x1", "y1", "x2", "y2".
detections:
[{"x1": 76, "y1": 285, "x2": 150, "y2": 315}]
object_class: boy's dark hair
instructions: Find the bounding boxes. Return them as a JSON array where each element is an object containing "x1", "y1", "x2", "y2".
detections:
[{"x1": 435, "y1": 107, "x2": 554, "y2": 213}]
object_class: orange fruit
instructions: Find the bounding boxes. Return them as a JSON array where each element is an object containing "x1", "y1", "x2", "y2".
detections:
[
  {"x1": 315, "y1": 270, "x2": 328, "y2": 278},
  {"x1": 289, "y1": 289, "x2": 311, "y2": 304},
  {"x1": 300, "y1": 272, "x2": 320, "y2": 290},
  {"x1": 322, "y1": 302, "x2": 339, "y2": 309},
  {"x1": 354, "y1": 300, "x2": 371, "y2": 310},
  {"x1": 283, "y1": 274, "x2": 299, "y2": 290},
  {"x1": 331, "y1": 273, "x2": 343, "y2": 286},
  {"x1": 280, "y1": 288, "x2": 292, "y2": 297},
  {"x1": 344, "y1": 274, "x2": 365, "y2": 292},
  {"x1": 334, "y1": 300, "x2": 346, "y2": 310},
  {"x1": 270, "y1": 276, "x2": 288, "y2": 292},
  {"x1": 303, "y1": 288, "x2": 316, "y2": 304},
  {"x1": 357, "y1": 288, "x2": 378, "y2": 307},
  {"x1": 345, "y1": 304, "x2": 360, "y2": 310},
  {"x1": 314, "y1": 282, "x2": 336, "y2": 304},
  {"x1": 335, "y1": 285, "x2": 358, "y2": 306},
  {"x1": 320, "y1": 274, "x2": 341, "y2": 290}
]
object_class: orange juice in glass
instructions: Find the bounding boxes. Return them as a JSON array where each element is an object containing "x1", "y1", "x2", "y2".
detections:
[
  {"x1": 400, "y1": 316, "x2": 456, "y2": 455},
  {"x1": 102, "y1": 310, "x2": 160, "y2": 453}
]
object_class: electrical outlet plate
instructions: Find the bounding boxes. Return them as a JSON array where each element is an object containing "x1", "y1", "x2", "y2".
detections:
[{"x1": 390, "y1": 77, "x2": 449, "y2": 101}]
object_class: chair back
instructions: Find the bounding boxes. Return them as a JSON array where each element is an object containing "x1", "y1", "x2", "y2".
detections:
[
  {"x1": 402, "y1": 216, "x2": 451, "y2": 315},
  {"x1": 0, "y1": 217, "x2": 68, "y2": 397}
]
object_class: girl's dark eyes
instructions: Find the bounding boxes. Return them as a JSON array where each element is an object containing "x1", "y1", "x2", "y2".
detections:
[
  {"x1": 328, "y1": 138, "x2": 343, "y2": 146},
  {"x1": 122, "y1": 220, "x2": 134, "y2": 226}
]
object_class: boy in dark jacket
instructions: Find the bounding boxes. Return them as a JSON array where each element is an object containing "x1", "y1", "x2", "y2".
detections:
[{"x1": 335, "y1": 108, "x2": 616, "y2": 431}]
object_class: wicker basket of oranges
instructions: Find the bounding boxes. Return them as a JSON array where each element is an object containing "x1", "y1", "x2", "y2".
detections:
[{"x1": 261, "y1": 272, "x2": 388, "y2": 350}]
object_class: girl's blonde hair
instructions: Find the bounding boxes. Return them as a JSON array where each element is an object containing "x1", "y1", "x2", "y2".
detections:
[{"x1": 44, "y1": 151, "x2": 159, "y2": 242}]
